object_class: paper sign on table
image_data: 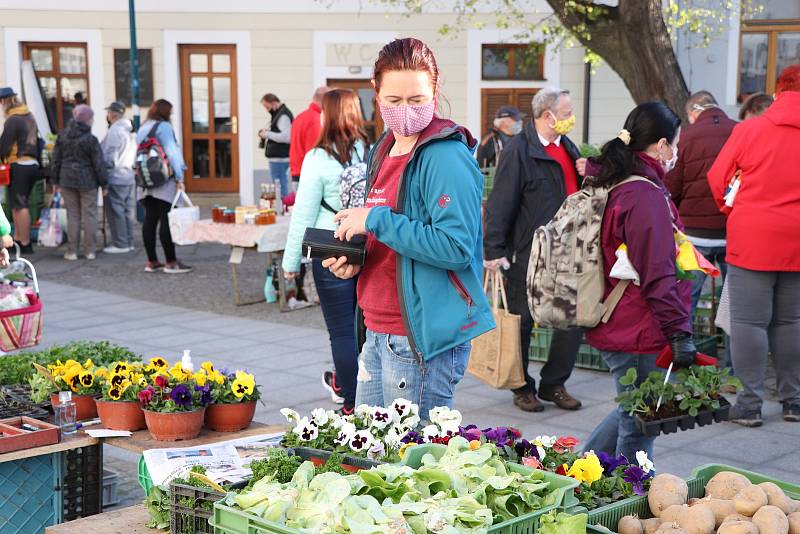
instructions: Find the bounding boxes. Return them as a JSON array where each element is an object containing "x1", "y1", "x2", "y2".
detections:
[{"x1": 85, "y1": 429, "x2": 133, "y2": 438}]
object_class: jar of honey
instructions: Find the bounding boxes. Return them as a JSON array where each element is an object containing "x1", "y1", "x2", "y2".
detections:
[
  {"x1": 265, "y1": 210, "x2": 277, "y2": 225},
  {"x1": 212, "y1": 206, "x2": 226, "y2": 223},
  {"x1": 255, "y1": 210, "x2": 269, "y2": 225},
  {"x1": 222, "y1": 209, "x2": 235, "y2": 223}
]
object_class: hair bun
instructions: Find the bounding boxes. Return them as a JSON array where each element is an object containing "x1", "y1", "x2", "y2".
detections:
[{"x1": 617, "y1": 129, "x2": 631, "y2": 146}]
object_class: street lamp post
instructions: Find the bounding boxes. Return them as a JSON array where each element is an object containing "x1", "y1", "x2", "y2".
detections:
[{"x1": 129, "y1": 0, "x2": 140, "y2": 130}]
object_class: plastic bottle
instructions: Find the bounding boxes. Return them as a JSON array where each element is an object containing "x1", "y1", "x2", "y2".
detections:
[
  {"x1": 264, "y1": 268, "x2": 277, "y2": 303},
  {"x1": 181, "y1": 349, "x2": 194, "y2": 372},
  {"x1": 55, "y1": 391, "x2": 77, "y2": 434}
]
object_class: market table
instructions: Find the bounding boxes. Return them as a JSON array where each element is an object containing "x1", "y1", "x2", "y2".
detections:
[
  {"x1": 44, "y1": 504, "x2": 158, "y2": 534},
  {"x1": 181, "y1": 217, "x2": 291, "y2": 308},
  {"x1": 0, "y1": 432, "x2": 101, "y2": 532}
]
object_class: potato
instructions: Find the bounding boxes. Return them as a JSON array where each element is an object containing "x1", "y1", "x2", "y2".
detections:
[
  {"x1": 650, "y1": 474, "x2": 690, "y2": 517},
  {"x1": 655, "y1": 523, "x2": 689, "y2": 534},
  {"x1": 752, "y1": 505, "x2": 790, "y2": 534},
  {"x1": 618, "y1": 515, "x2": 644, "y2": 534},
  {"x1": 788, "y1": 511, "x2": 800, "y2": 534},
  {"x1": 661, "y1": 505, "x2": 688, "y2": 524},
  {"x1": 688, "y1": 498, "x2": 701, "y2": 506},
  {"x1": 706, "y1": 472, "x2": 752, "y2": 500},
  {"x1": 735, "y1": 485, "x2": 770, "y2": 516},
  {"x1": 642, "y1": 518, "x2": 663, "y2": 534},
  {"x1": 679, "y1": 503, "x2": 716, "y2": 534},
  {"x1": 723, "y1": 513, "x2": 752, "y2": 524},
  {"x1": 718, "y1": 520, "x2": 759, "y2": 534},
  {"x1": 700, "y1": 497, "x2": 737, "y2": 527},
  {"x1": 760, "y1": 482, "x2": 796, "y2": 514}
]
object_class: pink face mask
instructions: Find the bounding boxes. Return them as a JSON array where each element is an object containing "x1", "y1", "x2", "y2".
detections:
[{"x1": 378, "y1": 101, "x2": 436, "y2": 137}]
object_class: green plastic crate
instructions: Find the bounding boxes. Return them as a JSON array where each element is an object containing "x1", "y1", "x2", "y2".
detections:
[
  {"x1": 138, "y1": 455, "x2": 153, "y2": 495},
  {"x1": 211, "y1": 442, "x2": 580, "y2": 534},
  {"x1": 529, "y1": 327, "x2": 608, "y2": 372},
  {"x1": 586, "y1": 464, "x2": 800, "y2": 533}
]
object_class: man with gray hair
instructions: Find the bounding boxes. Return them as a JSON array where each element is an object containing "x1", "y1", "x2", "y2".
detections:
[
  {"x1": 484, "y1": 87, "x2": 584, "y2": 414},
  {"x1": 101, "y1": 101, "x2": 136, "y2": 253}
]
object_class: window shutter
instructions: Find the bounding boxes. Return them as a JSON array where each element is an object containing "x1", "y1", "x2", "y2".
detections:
[
  {"x1": 514, "y1": 89, "x2": 538, "y2": 121},
  {"x1": 481, "y1": 90, "x2": 512, "y2": 138}
]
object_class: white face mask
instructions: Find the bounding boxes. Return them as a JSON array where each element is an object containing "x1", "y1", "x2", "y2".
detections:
[
  {"x1": 661, "y1": 143, "x2": 678, "y2": 172},
  {"x1": 509, "y1": 120, "x2": 523, "y2": 135}
]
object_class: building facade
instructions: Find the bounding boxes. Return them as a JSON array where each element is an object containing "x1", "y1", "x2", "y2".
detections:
[{"x1": 1, "y1": 0, "x2": 797, "y2": 203}]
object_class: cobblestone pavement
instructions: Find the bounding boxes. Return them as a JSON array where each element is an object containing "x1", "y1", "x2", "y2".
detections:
[{"x1": 28, "y1": 270, "x2": 800, "y2": 511}]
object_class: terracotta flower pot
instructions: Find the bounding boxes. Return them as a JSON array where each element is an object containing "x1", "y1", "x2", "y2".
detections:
[
  {"x1": 205, "y1": 401, "x2": 256, "y2": 432},
  {"x1": 51, "y1": 393, "x2": 98, "y2": 421},
  {"x1": 143, "y1": 408, "x2": 206, "y2": 441},
  {"x1": 96, "y1": 400, "x2": 147, "y2": 431}
]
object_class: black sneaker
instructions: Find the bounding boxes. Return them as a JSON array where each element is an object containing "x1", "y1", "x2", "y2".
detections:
[
  {"x1": 322, "y1": 371, "x2": 345, "y2": 404},
  {"x1": 14, "y1": 240, "x2": 33, "y2": 255},
  {"x1": 783, "y1": 403, "x2": 800, "y2": 422},
  {"x1": 164, "y1": 261, "x2": 193, "y2": 274},
  {"x1": 729, "y1": 404, "x2": 763, "y2": 427}
]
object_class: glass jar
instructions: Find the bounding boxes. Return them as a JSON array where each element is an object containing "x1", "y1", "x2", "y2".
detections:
[
  {"x1": 265, "y1": 210, "x2": 277, "y2": 225},
  {"x1": 223, "y1": 209, "x2": 235, "y2": 223}
]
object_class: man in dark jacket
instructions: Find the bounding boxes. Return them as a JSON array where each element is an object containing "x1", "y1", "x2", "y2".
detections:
[
  {"x1": 484, "y1": 87, "x2": 584, "y2": 413},
  {"x1": 53, "y1": 104, "x2": 107, "y2": 261},
  {"x1": 0, "y1": 87, "x2": 40, "y2": 253},
  {"x1": 258, "y1": 93, "x2": 293, "y2": 199},
  {"x1": 476, "y1": 105, "x2": 523, "y2": 168},
  {"x1": 665, "y1": 91, "x2": 736, "y2": 313}
]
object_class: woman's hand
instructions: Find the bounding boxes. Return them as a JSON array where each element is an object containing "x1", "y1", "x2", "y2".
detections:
[
  {"x1": 576, "y1": 157, "x2": 588, "y2": 177},
  {"x1": 176, "y1": 181, "x2": 186, "y2": 192},
  {"x1": 333, "y1": 208, "x2": 372, "y2": 241},
  {"x1": 284, "y1": 271, "x2": 299, "y2": 280},
  {"x1": 322, "y1": 256, "x2": 361, "y2": 279},
  {"x1": 0, "y1": 248, "x2": 8, "y2": 268},
  {"x1": 1, "y1": 235, "x2": 14, "y2": 249}
]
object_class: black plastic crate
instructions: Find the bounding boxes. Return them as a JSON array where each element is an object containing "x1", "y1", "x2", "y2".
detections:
[
  {"x1": 60, "y1": 444, "x2": 103, "y2": 521},
  {"x1": 1, "y1": 384, "x2": 51, "y2": 415},
  {"x1": 170, "y1": 480, "x2": 246, "y2": 534}
]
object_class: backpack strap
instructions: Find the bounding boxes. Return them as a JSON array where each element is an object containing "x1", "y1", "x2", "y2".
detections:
[
  {"x1": 320, "y1": 198, "x2": 338, "y2": 215},
  {"x1": 145, "y1": 121, "x2": 161, "y2": 140},
  {"x1": 601, "y1": 279, "x2": 631, "y2": 323}
]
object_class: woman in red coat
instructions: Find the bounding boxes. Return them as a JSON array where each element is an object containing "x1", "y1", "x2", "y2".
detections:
[{"x1": 707, "y1": 65, "x2": 800, "y2": 427}]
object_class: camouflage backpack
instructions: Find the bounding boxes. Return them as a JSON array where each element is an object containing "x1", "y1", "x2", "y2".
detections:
[{"x1": 526, "y1": 175, "x2": 656, "y2": 329}]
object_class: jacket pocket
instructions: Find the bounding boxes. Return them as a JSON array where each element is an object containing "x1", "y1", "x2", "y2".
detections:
[{"x1": 447, "y1": 271, "x2": 474, "y2": 321}]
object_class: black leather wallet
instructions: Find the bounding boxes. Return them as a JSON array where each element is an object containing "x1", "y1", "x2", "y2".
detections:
[{"x1": 301, "y1": 228, "x2": 367, "y2": 266}]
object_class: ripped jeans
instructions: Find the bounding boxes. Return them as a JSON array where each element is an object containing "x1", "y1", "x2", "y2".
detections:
[{"x1": 355, "y1": 330, "x2": 470, "y2": 420}]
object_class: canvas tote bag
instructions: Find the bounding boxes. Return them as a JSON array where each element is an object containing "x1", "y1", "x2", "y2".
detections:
[
  {"x1": 168, "y1": 191, "x2": 200, "y2": 246},
  {"x1": 467, "y1": 270, "x2": 526, "y2": 389}
]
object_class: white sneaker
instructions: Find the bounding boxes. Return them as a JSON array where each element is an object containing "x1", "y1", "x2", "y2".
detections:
[
  {"x1": 64, "y1": 252, "x2": 78, "y2": 261},
  {"x1": 86, "y1": 253, "x2": 96, "y2": 261},
  {"x1": 103, "y1": 246, "x2": 131, "y2": 254}
]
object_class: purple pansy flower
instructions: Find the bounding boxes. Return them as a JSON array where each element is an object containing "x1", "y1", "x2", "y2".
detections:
[
  {"x1": 169, "y1": 384, "x2": 193, "y2": 408},
  {"x1": 597, "y1": 451, "x2": 629, "y2": 475},
  {"x1": 623, "y1": 465, "x2": 652, "y2": 495},
  {"x1": 400, "y1": 430, "x2": 424, "y2": 445},
  {"x1": 459, "y1": 425, "x2": 482, "y2": 441},
  {"x1": 514, "y1": 438, "x2": 539, "y2": 460},
  {"x1": 194, "y1": 384, "x2": 212, "y2": 405},
  {"x1": 482, "y1": 426, "x2": 516, "y2": 447}
]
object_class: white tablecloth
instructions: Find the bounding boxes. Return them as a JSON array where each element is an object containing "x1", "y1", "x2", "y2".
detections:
[{"x1": 182, "y1": 217, "x2": 290, "y2": 253}]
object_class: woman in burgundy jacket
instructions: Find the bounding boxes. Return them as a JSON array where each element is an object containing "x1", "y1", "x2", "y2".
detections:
[
  {"x1": 707, "y1": 65, "x2": 800, "y2": 427},
  {"x1": 582, "y1": 102, "x2": 694, "y2": 461}
]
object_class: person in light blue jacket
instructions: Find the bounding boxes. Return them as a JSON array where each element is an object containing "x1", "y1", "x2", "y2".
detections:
[
  {"x1": 136, "y1": 99, "x2": 192, "y2": 274},
  {"x1": 282, "y1": 89, "x2": 369, "y2": 414}
]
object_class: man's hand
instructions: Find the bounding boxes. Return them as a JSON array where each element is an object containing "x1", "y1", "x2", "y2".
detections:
[
  {"x1": 323, "y1": 256, "x2": 361, "y2": 280},
  {"x1": 176, "y1": 182, "x2": 186, "y2": 192},
  {"x1": 576, "y1": 158, "x2": 588, "y2": 177},
  {"x1": 483, "y1": 258, "x2": 510, "y2": 271},
  {"x1": 0, "y1": 248, "x2": 8, "y2": 268},
  {"x1": 284, "y1": 271, "x2": 298, "y2": 280},
  {"x1": 258, "y1": 129, "x2": 267, "y2": 140},
  {"x1": 333, "y1": 208, "x2": 372, "y2": 241},
  {"x1": 1, "y1": 235, "x2": 14, "y2": 249}
]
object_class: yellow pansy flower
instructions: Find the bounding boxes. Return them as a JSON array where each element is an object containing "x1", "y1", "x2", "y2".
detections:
[
  {"x1": 145, "y1": 357, "x2": 169, "y2": 373},
  {"x1": 108, "y1": 380, "x2": 129, "y2": 400},
  {"x1": 109, "y1": 372, "x2": 127, "y2": 388},
  {"x1": 231, "y1": 372, "x2": 255, "y2": 398},
  {"x1": 112, "y1": 361, "x2": 131, "y2": 375},
  {"x1": 94, "y1": 368, "x2": 110, "y2": 380},
  {"x1": 566, "y1": 454, "x2": 604, "y2": 485},
  {"x1": 208, "y1": 370, "x2": 225, "y2": 385},
  {"x1": 83, "y1": 358, "x2": 95, "y2": 370},
  {"x1": 193, "y1": 372, "x2": 208, "y2": 387},
  {"x1": 78, "y1": 371, "x2": 94, "y2": 388},
  {"x1": 169, "y1": 362, "x2": 192, "y2": 381},
  {"x1": 201, "y1": 361, "x2": 216, "y2": 374}
]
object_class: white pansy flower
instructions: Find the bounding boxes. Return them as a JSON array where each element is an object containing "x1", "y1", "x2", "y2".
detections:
[
  {"x1": 636, "y1": 451, "x2": 654, "y2": 474},
  {"x1": 533, "y1": 435, "x2": 557, "y2": 449},
  {"x1": 311, "y1": 407, "x2": 329, "y2": 426},
  {"x1": 293, "y1": 417, "x2": 318, "y2": 442},
  {"x1": 349, "y1": 429, "x2": 374, "y2": 452},
  {"x1": 422, "y1": 424, "x2": 440, "y2": 442},
  {"x1": 384, "y1": 425, "x2": 406, "y2": 449},
  {"x1": 440, "y1": 420, "x2": 461, "y2": 437},
  {"x1": 371, "y1": 407, "x2": 392, "y2": 429},
  {"x1": 334, "y1": 422, "x2": 356, "y2": 446},
  {"x1": 355, "y1": 404, "x2": 372, "y2": 417},
  {"x1": 391, "y1": 398, "x2": 413, "y2": 421},
  {"x1": 280, "y1": 408, "x2": 300, "y2": 424},
  {"x1": 428, "y1": 406, "x2": 462, "y2": 428}
]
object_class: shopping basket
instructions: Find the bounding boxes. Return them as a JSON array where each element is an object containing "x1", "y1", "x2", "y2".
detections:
[{"x1": 0, "y1": 245, "x2": 42, "y2": 351}]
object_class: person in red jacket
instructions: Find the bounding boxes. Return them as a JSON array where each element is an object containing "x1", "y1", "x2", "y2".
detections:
[
  {"x1": 289, "y1": 86, "x2": 329, "y2": 188},
  {"x1": 707, "y1": 65, "x2": 800, "y2": 427}
]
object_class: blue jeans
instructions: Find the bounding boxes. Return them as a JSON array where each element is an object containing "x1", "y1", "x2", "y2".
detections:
[
  {"x1": 105, "y1": 183, "x2": 135, "y2": 248},
  {"x1": 583, "y1": 351, "x2": 659, "y2": 460},
  {"x1": 356, "y1": 330, "x2": 470, "y2": 419},
  {"x1": 268, "y1": 161, "x2": 290, "y2": 199},
  {"x1": 312, "y1": 260, "x2": 358, "y2": 408}
]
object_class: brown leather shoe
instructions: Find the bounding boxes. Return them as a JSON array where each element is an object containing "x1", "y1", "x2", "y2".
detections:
[
  {"x1": 538, "y1": 385, "x2": 582, "y2": 411},
  {"x1": 513, "y1": 391, "x2": 544, "y2": 413}
]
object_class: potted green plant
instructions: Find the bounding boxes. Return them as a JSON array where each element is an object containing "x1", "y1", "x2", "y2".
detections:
[
  {"x1": 94, "y1": 360, "x2": 156, "y2": 431},
  {"x1": 616, "y1": 365, "x2": 739, "y2": 437},
  {"x1": 37, "y1": 359, "x2": 100, "y2": 420},
  {"x1": 203, "y1": 362, "x2": 260, "y2": 432},
  {"x1": 138, "y1": 361, "x2": 211, "y2": 441}
]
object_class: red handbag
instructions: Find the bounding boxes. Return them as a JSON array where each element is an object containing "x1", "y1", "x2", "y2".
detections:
[{"x1": 0, "y1": 163, "x2": 10, "y2": 186}]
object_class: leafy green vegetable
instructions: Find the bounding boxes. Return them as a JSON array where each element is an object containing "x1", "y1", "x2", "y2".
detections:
[
  {"x1": 538, "y1": 510, "x2": 588, "y2": 534},
  {"x1": 314, "y1": 453, "x2": 349, "y2": 476},
  {"x1": 144, "y1": 485, "x2": 170, "y2": 530},
  {"x1": 246, "y1": 448, "x2": 303, "y2": 488}
]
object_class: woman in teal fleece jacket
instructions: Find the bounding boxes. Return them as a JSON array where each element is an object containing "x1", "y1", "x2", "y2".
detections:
[
  {"x1": 0, "y1": 210, "x2": 11, "y2": 266},
  {"x1": 325, "y1": 38, "x2": 494, "y2": 419},
  {"x1": 282, "y1": 89, "x2": 368, "y2": 413}
]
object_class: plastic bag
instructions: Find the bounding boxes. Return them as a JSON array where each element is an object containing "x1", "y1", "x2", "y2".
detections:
[{"x1": 609, "y1": 244, "x2": 640, "y2": 285}]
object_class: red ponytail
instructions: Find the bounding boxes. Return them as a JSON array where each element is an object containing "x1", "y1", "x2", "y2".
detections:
[{"x1": 373, "y1": 38, "x2": 439, "y2": 92}]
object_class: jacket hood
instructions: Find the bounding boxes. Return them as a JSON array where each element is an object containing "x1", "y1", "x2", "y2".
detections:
[
  {"x1": 7, "y1": 105, "x2": 30, "y2": 117},
  {"x1": 765, "y1": 91, "x2": 800, "y2": 128},
  {"x1": 111, "y1": 118, "x2": 133, "y2": 132},
  {"x1": 695, "y1": 106, "x2": 731, "y2": 125},
  {"x1": 66, "y1": 120, "x2": 92, "y2": 138}
]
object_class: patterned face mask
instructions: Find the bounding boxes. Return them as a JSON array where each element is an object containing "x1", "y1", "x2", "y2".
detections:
[
  {"x1": 378, "y1": 101, "x2": 436, "y2": 137},
  {"x1": 549, "y1": 114, "x2": 576, "y2": 136}
]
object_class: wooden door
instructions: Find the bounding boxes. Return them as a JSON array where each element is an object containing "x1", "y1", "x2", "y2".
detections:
[
  {"x1": 480, "y1": 88, "x2": 538, "y2": 138},
  {"x1": 327, "y1": 79, "x2": 384, "y2": 144},
  {"x1": 179, "y1": 44, "x2": 238, "y2": 193}
]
